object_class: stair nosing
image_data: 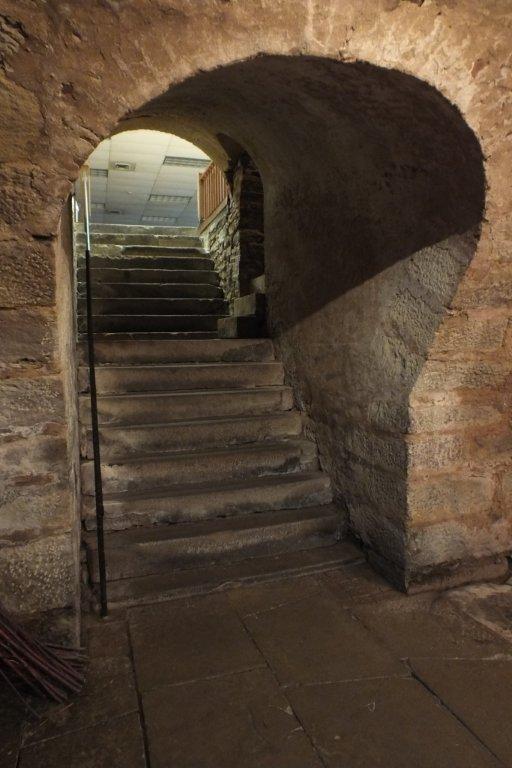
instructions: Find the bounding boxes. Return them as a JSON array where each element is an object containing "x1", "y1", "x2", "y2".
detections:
[
  {"x1": 89, "y1": 411, "x2": 301, "y2": 433},
  {"x1": 79, "y1": 385, "x2": 292, "y2": 401},
  {"x1": 85, "y1": 503, "x2": 339, "y2": 548},
  {"x1": 87, "y1": 470, "x2": 331, "y2": 504},
  {"x1": 81, "y1": 437, "x2": 315, "y2": 467}
]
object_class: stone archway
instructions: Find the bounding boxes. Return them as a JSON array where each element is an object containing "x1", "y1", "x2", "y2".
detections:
[{"x1": 0, "y1": 1, "x2": 510, "y2": 622}]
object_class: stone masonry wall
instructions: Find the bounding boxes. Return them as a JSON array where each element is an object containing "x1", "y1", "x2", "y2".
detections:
[
  {"x1": 0, "y1": 0, "x2": 511, "y2": 609},
  {"x1": 203, "y1": 153, "x2": 264, "y2": 307}
]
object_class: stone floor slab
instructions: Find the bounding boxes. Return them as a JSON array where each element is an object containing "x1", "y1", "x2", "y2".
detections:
[
  {"x1": 86, "y1": 618, "x2": 131, "y2": 659},
  {"x1": 288, "y1": 675, "x2": 501, "y2": 768},
  {"x1": 318, "y1": 560, "x2": 397, "y2": 606},
  {"x1": 129, "y1": 595, "x2": 264, "y2": 691},
  {"x1": 23, "y1": 655, "x2": 139, "y2": 745},
  {"x1": 227, "y1": 573, "x2": 323, "y2": 616},
  {"x1": 143, "y1": 667, "x2": 323, "y2": 768},
  {"x1": 18, "y1": 712, "x2": 146, "y2": 768},
  {"x1": 354, "y1": 594, "x2": 512, "y2": 660},
  {"x1": 410, "y1": 657, "x2": 512, "y2": 765},
  {"x1": 243, "y1": 592, "x2": 406, "y2": 684}
]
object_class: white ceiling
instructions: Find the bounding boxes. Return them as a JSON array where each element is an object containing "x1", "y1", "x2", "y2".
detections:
[{"x1": 87, "y1": 130, "x2": 210, "y2": 226}]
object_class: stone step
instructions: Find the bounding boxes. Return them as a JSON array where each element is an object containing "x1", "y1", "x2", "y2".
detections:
[
  {"x1": 79, "y1": 255, "x2": 213, "y2": 270},
  {"x1": 122, "y1": 246, "x2": 206, "y2": 257},
  {"x1": 82, "y1": 471, "x2": 333, "y2": 531},
  {"x1": 78, "y1": 297, "x2": 227, "y2": 316},
  {"x1": 77, "y1": 314, "x2": 222, "y2": 334},
  {"x1": 87, "y1": 224, "x2": 199, "y2": 236},
  {"x1": 80, "y1": 332, "x2": 218, "y2": 342},
  {"x1": 82, "y1": 411, "x2": 303, "y2": 460},
  {"x1": 218, "y1": 315, "x2": 267, "y2": 338},
  {"x1": 77, "y1": 338, "x2": 275, "y2": 365},
  {"x1": 81, "y1": 438, "x2": 318, "y2": 495},
  {"x1": 77, "y1": 268, "x2": 220, "y2": 285},
  {"x1": 79, "y1": 386, "x2": 294, "y2": 425},
  {"x1": 85, "y1": 504, "x2": 341, "y2": 582},
  {"x1": 78, "y1": 361, "x2": 284, "y2": 394},
  {"x1": 234, "y1": 292, "x2": 266, "y2": 318},
  {"x1": 77, "y1": 282, "x2": 223, "y2": 299},
  {"x1": 76, "y1": 232, "x2": 201, "y2": 248},
  {"x1": 95, "y1": 541, "x2": 361, "y2": 608}
]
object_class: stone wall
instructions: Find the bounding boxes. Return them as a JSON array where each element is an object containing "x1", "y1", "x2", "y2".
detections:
[
  {"x1": 0, "y1": 199, "x2": 80, "y2": 625},
  {"x1": 203, "y1": 153, "x2": 264, "y2": 307},
  {"x1": 0, "y1": 0, "x2": 511, "y2": 610}
]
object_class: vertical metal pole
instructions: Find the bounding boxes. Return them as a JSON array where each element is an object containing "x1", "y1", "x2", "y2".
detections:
[{"x1": 82, "y1": 169, "x2": 108, "y2": 617}]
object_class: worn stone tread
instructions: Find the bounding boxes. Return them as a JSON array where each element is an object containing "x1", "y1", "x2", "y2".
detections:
[
  {"x1": 77, "y1": 337, "x2": 275, "y2": 365},
  {"x1": 85, "y1": 505, "x2": 342, "y2": 581},
  {"x1": 94, "y1": 541, "x2": 362, "y2": 607},
  {"x1": 82, "y1": 470, "x2": 333, "y2": 530},
  {"x1": 81, "y1": 438, "x2": 319, "y2": 494}
]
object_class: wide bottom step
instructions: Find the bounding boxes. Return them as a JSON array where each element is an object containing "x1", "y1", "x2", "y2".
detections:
[
  {"x1": 89, "y1": 540, "x2": 361, "y2": 608},
  {"x1": 86, "y1": 504, "x2": 341, "y2": 582}
]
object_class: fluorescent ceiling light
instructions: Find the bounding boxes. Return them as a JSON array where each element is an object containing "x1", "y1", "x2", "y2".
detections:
[
  {"x1": 163, "y1": 156, "x2": 209, "y2": 168},
  {"x1": 91, "y1": 168, "x2": 108, "y2": 177},
  {"x1": 149, "y1": 194, "x2": 191, "y2": 203},
  {"x1": 141, "y1": 215, "x2": 177, "y2": 223},
  {"x1": 109, "y1": 161, "x2": 136, "y2": 172}
]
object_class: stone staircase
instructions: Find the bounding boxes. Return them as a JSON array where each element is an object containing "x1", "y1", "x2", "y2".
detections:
[{"x1": 76, "y1": 225, "x2": 343, "y2": 607}]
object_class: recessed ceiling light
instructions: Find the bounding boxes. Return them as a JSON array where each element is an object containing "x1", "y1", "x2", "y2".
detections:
[
  {"x1": 149, "y1": 194, "x2": 191, "y2": 203},
  {"x1": 91, "y1": 168, "x2": 108, "y2": 177},
  {"x1": 109, "y1": 161, "x2": 136, "y2": 172},
  {"x1": 141, "y1": 215, "x2": 177, "y2": 223},
  {"x1": 163, "y1": 156, "x2": 209, "y2": 168}
]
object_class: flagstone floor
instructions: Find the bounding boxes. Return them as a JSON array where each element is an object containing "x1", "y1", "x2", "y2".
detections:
[{"x1": 2, "y1": 547, "x2": 512, "y2": 767}]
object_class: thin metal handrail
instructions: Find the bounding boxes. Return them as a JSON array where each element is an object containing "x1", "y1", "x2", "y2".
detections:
[{"x1": 79, "y1": 166, "x2": 108, "y2": 617}]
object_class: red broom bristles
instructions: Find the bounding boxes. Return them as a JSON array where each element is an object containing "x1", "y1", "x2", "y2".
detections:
[{"x1": 0, "y1": 605, "x2": 86, "y2": 708}]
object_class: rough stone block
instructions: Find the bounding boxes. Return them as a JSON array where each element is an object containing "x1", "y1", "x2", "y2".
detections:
[
  {"x1": 408, "y1": 474, "x2": 493, "y2": 525},
  {"x1": 0, "y1": 533, "x2": 76, "y2": 614},
  {"x1": 433, "y1": 312, "x2": 508, "y2": 352},
  {"x1": 0, "y1": 236, "x2": 55, "y2": 307},
  {"x1": 409, "y1": 400, "x2": 502, "y2": 433},
  {"x1": 0, "y1": 307, "x2": 57, "y2": 375},
  {"x1": 0, "y1": 481, "x2": 73, "y2": 541},
  {"x1": 0, "y1": 376, "x2": 66, "y2": 429}
]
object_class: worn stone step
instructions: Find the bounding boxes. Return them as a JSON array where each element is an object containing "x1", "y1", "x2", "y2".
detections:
[
  {"x1": 78, "y1": 297, "x2": 227, "y2": 316},
  {"x1": 234, "y1": 292, "x2": 266, "y2": 318},
  {"x1": 86, "y1": 223, "x2": 198, "y2": 236},
  {"x1": 77, "y1": 282, "x2": 223, "y2": 299},
  {"x1": 81, "y1": 438, "x2": 318, "y2": 495},
  {"x1": 77, "y1": 268, "x2": 220, "y2": 285},
  {"x1": 79, "y1": 386, "x2": 294, "y2": 425},
  {"x1": 80, "y1": 255, "x2": 213, "y2": 270},
  {"x1": 78, "y1": 361, "x2": 284, "y2": 394},
  {"x1": 85, "y1": 504, "x2": 341, "y2": 582},
  {"x1": 96, "y1": 541, "x2": 361, "y2": 608},
  {"x1": 77, "y1": 338, "x2": 275, "y2": 366},
  {"x1": 218, "y1": 315, "x2": 267, "y2": 338},
  {"x1": 80, "y1": 331, "x2": 218, "y2": 342},
  {"x1": 122, "y1": 246, "x2": 206, "y2": 256},
  {"x1": 77, "y1": 314, "x2": 222, "y2": 334},
  {"x1": 82, "y1": 471, "x2": 333, "y2": 531},
  {"x1": 76, "y1": 232, "x2": 201, "y2": 248},
  {"x1": 82, "y1": 411, "x2": 303, "y2": 460}
]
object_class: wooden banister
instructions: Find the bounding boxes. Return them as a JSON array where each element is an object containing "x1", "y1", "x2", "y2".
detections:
[{"x1": 198, "y1": 162, "x2": 229, "y2": 223}]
